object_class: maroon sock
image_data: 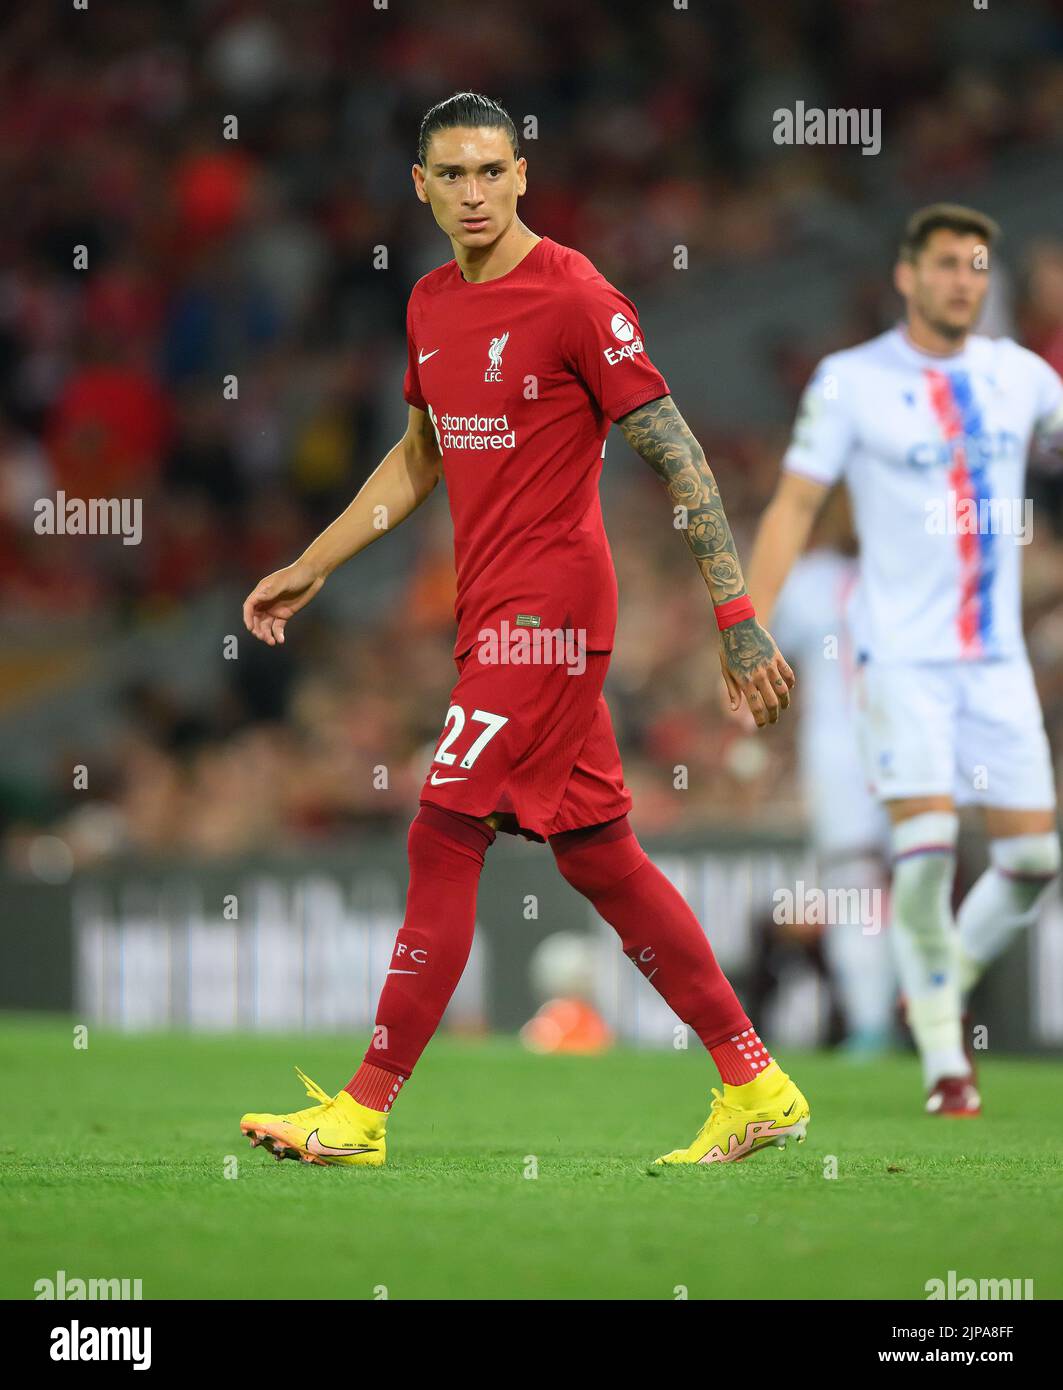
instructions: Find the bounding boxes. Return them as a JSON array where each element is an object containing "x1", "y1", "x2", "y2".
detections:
[
  {"x1": 354, "y1": 803, "x2": 494, "y2": 1087},
  {"x1": 550, "y1": 816, "x2": 760, "y2": 1082}
]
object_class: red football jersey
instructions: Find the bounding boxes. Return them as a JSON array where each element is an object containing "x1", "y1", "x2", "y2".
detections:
[{"x1": 403, "y1": 236, "x2": 669, "y2": 657}]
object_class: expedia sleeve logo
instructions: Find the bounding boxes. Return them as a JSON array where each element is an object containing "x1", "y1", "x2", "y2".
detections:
[{"x1": 603, "y1": 312, "x2": 645, "y2": 365}]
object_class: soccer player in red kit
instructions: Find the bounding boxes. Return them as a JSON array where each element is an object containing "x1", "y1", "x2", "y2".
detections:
[{"x1": 239, "y1": 93, "x2": 809, "y2": 1168}]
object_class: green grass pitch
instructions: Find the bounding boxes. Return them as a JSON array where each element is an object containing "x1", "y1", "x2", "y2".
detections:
[{"x1": 2, "y1": 1014, "x2": 1060, "y2": 1300}]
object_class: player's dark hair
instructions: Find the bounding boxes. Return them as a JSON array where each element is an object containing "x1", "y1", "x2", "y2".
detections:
[
  {"x1": 417, "y1": 92, "x2": 520, "y2": 168},
  {"x1": 899, "y1": 203, "x2": 1000, "y2": 262}
]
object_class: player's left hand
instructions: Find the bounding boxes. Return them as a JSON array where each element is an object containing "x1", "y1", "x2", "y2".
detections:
[{"x1": 718, "y1": 621, "x2": 795, "y2": 728}]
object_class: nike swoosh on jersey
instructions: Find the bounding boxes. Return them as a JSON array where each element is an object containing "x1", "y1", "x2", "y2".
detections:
[
  {"x1": 429, "y1": 770, "x2": 468, "y2": 784},
  {"x1": 418, "y1": 348, "x2": 440, "y2": 364},
  {"x1": 305, "y1": 1130, "x2": 377, "y2": 1158}
]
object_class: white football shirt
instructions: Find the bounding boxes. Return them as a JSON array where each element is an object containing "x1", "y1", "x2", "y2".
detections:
[{"x1": 782, "y1": 326, "x2": 1063, "y2": 663}]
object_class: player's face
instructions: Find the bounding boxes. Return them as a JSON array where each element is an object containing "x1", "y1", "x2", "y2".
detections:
[
  {"x1": 413, "y1": 127, "x2": 526, "y2": 247},
  {"x1": 895, "y1": 229, "x2": 990, "y2": 341}
]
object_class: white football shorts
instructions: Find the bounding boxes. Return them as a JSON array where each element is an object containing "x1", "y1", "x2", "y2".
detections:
[{"x1": 854, "y1": 656, "x2": 1057, "y2": 809}]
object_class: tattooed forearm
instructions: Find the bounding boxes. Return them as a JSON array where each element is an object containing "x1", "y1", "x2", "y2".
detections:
[
  {"x1": 619, "y1": 395, "x2": 779, "y2": 681},
  {"x1": 618, "y1": 395, "x2": 746, "y2": 602}
]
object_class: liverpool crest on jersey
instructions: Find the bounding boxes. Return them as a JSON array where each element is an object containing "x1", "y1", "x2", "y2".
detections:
[{"x1": 485, "y1": 331, "x2": 510, "y2": 383}]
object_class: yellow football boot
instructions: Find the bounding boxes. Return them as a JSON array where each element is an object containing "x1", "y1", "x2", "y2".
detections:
[
  {"x1": 240, "y1": 1066, "x2": 386, "y2": 1166},
  {"x1": 654, "y1": 1062, "x2": 809, "y2": 1165}
]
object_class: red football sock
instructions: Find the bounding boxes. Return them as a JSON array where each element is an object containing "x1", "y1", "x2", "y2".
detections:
[
  {"x1": 550, "y1": 816, "x2": 763, "y2": 1083},
  {"x1": 344, "y1": 1061, "x2": 406, "y2": 1112},
  {"x1": 355, "y1": 803, "x2": 494, "y2": 1086},
  {"x1": 708, "y1": 1028, "x2": 776, "y2": 1086}
]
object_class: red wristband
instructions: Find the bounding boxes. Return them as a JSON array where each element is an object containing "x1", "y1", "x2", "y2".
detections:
[{"x1": 714, "y1": 596, "x2": 756, "y2": 631}]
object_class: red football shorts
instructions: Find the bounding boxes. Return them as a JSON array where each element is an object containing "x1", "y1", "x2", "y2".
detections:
[{"x1": 418, "y1": 645, "x2": 632, "y2": 839}]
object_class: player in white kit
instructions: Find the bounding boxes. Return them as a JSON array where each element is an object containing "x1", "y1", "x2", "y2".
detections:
[
  {"x1": 743, "y1": 204, "x2": 1063, "y2": 1115},
  {"x1": 770, "y1": 494, "x2": 895, "y2": 1056}
]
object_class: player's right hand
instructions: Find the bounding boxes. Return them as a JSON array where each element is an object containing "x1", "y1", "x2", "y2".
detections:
[{"x1": 242, "y1": 561, "x2": 325, "y2": 646}]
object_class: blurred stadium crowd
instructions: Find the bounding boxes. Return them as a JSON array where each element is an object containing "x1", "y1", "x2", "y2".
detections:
[{"x1": 2, "y1": 0, "x2": 1063, "y2": 869}]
